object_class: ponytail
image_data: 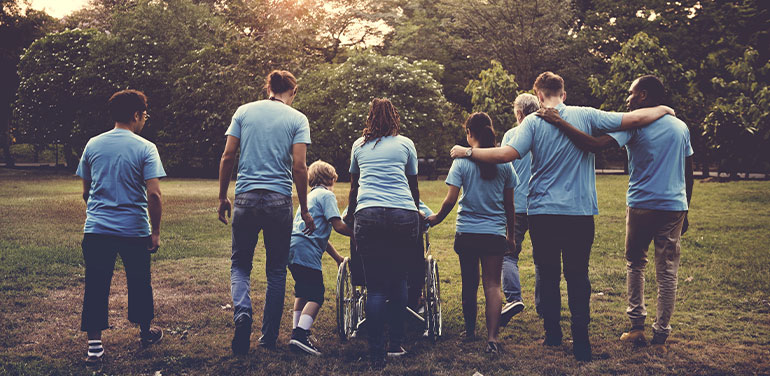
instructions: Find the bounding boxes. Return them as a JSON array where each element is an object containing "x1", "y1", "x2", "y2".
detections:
[{"x1": 464, "y1": 112, "x2": 497, "y2": 180}]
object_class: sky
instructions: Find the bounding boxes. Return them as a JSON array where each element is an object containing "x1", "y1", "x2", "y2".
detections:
[{"x1": 28, "y1": 0, "x2": 89, "y2": 18}]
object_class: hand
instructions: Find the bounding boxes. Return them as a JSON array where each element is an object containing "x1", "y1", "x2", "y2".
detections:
[
  {"x1": 536, "y1": 107, "x2": 563, "y2": 126},
  {"x1": 660, "y1": 105, "x2": 676, "y2": 117},
  {"x1": 148, "y1": 233, "x2": 160, "y2": 253},
  {"x1": 336, "y1": 256, "x2": 347, "y2": 267},
  {"x1": 301, "y1": 210, "x2": 316, "y2": 235},
  {"x1": 426, "y1": 214, "x2": 441, "y2": 227},
  {"x1": 505, "y1": 236, "x2": 516, "y2": 253},
  {"x1": 218, "y1": 198, "x2": 232, "y2": 224},
  {"x1": 681, "y1": 214, "x2": 689, "y2": 235},
  {"x1": 450, "y1": 145, "x2": 470, "y2": 159}
]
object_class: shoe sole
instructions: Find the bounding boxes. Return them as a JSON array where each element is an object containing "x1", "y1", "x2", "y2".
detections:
[
  {"x1": 500, "y1": 303, "x2": 525, "y2": 328},
  {"x1": 289, "y1": 339, "x2": 321, "y2": 356},
  {"x1": 141, "y1": 330, "x2": 164, "y2": 347}
]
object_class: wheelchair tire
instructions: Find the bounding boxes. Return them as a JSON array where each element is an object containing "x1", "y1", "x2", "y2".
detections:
[
  {"x1": 336, "y1": 257, "x2": 356, "y2": 341},
  {"x1": 426, "y1": 256, "x2": 442, "y2": 342}
]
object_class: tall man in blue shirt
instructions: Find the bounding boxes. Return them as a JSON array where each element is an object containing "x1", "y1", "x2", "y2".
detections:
[
  {"x1": 537, "y1": 75, "x2": 694, "y2": 348},
  {"x1": 450, "y1": 72, "x2": 674, "y2": 361},
  {"x1": 76, "y1": 90, "x2": 165, "y2": 366}
]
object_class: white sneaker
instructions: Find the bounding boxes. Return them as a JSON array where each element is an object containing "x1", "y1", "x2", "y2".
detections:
[{"x1": 500, "y1": 300, "x2": 525, "y2": 328}]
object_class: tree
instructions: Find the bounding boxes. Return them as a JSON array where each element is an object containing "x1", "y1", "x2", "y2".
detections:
[
  {"x1": 293, "y1": 52, "x2": 458, "y2": 179},
  {"x1": 464, "y1": 60, "x2": 519, "y2": 136},
  {"x1": 14, "y1": 29, "x2": 98, "y2": 168},
  {"x1": 0, "y1": 0, "x2": 57, "y2": 166},
  {"x1": 702, "y1": 48, "x2": 770, "y2": 178}
]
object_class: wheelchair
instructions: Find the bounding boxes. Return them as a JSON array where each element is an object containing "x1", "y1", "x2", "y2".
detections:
[{"x1": 336, "y1": 229, "x2": 442, "y2": 342}]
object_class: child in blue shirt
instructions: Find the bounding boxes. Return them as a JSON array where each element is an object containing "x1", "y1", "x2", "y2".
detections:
[{"x1": 288, "y1": 161, "x2": 352, "y2": 356}]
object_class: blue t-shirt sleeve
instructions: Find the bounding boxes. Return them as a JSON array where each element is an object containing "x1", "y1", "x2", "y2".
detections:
[
  {"x1": 293, "y1": 114, "x2": 311, "y2": 145},
  {"x1": 405, "y1": 138, "x2": 418, "y2": 175},
  {"x1": 684, "y1": 128, "x2": 694, "y2": 157},
  {"x1": 225, "y1": 108, "x2": 242, "y2": 139},
  {"x1": 349, "y1": 142, "x2": 360, "y2": 174},
  {"x1": 587, "y1": 108, "x2": 624, "y2": 134},
  {"x1": 322, "y1": 192, "x2": 342, "y2": 221},
  {"x1": 445, "y1": 159, "x2": 463, "y2": 188},
  {"x1": 507, "y1": 117, "x2": 534, "y2": 157},
  {"x1": 76, "y1": 145, "x2": 90, "y2": 181},
  {"x1": 418, "y1": 201, "x2": 434, "y2": 216},
  {"x1": 505, "y1": 164, "x2": 519, "y2": 189},
  {"x1": 143, "y1": 144, "x2": 167, "y2": 180},
  {"x1": 607, "y1": 130, "x2": 634, "y2": 148}
]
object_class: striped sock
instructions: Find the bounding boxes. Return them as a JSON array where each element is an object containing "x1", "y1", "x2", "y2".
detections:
[{"x1": 87, "y1": 340, "x2": 104, "y2": 358}]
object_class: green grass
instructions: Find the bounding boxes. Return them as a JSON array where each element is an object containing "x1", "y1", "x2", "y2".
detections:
[{"x1": 0, "y1": 168, "x2": 769, "y2": 375}]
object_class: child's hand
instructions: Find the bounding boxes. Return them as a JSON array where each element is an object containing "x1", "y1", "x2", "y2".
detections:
[{"x1": 426, "y1": 214, "x2": 441, "y2": 227}]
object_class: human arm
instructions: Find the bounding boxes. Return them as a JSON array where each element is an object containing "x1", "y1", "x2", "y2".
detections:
[
  {"x1": 503, "y1": 187, "x2": 516, "y2": 251},
  {"x1": 537, "y1": 108, "x2": 620, "y2": 153},
  {"x1": 217, "y1": 135, "x2": 239, "y2": 224},
  {"x1": 292, "y1": 143, "x2": 315, "y2": 235},
  {"x1": 330, "y1": 217, "x2": 353, "y2": 237},
  {"x1": 81, "y1": 179, "x2": 90, "y2": 203},
  {"x1": 682, "y1": 156, "x2": 694, "y2": 235},
  {"x1": 619, "y1": 105, "x2": 676, "y2": 130},
  {"x1": 407, "y1": 174, "x2": 420, "y2": 212},
  {"x1": 325, "y1": 241, "x2": 345, "y2": 266},
  {"x1": 345, "y1": 173, "x2": 359, "y2": 224},
  {"x1": 426, "y1": 185, "x2": 460, "y2": 226},
  {"x1": 146, "y1": 177, "x2": 162, "y2": 251},
  {"x1": 450, "y1": 145, "x2": 520, "y2": 164}
]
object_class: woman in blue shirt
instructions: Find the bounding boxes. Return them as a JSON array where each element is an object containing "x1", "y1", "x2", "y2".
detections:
[
  {"x1": 427, "y1": 112, "x2": 518, "y2": 355},
  {"x1": 344, "y1": 98, "x2": 421, "y2": 365}
]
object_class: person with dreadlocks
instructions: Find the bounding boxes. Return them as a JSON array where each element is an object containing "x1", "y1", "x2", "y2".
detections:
[
  {"x1": 427, "y1": 112, "x2": 518, "y2": 355},
  {"x1": 343, "y1": 98, "x2": 421, "y2": 366}
]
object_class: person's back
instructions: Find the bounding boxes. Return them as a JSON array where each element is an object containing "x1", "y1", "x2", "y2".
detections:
[
  {"x1": 80, "y1": 129, "x2": 164, "y2": 236},
  {"x1": 289, "y1": 186, "x2": 340, "y2": 265},
  {"x1": 449, "y1": 158, "x2": 517, "y2": 236},
  {"x1": 617, "y1": 115, "x2": 692, "y2": 210},
  {"x1": 350, "y1": 134, "x2": 418, "y2": 212},
  {"x1": 229, "y1": 99, "x2": 310, "y2": 196}
]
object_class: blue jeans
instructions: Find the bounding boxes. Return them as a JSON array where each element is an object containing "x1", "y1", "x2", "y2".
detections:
[
  {"x1": 230, "y1": 189, "x2": 293, "y2": 343},
  {"x1": 502, "y1": 213, "x2": 529, "y2": 303},
  {"x1": 354, "y1": 207, "x2": 419, "y2": 358}
]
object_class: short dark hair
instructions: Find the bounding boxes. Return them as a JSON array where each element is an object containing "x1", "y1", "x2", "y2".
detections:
[
  {"x1": 635, "y1": 75, "x2": 666, "y2": 106},
  {"x1": 108, "y1": 90, "x2": 147, "y2": 123},
  {"x1": 264, "y1": 70, "x2": 297, "y2": 95},
  {"x1": 533, "y1": 71, "x2": 564, "y2": 98}
]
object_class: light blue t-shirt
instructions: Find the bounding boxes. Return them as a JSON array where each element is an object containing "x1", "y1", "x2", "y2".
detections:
[
  {"x1": 507, "y1": 103, "x2": 624, "y2": 216},
  {"x1": 502, "y1": 127, "x2": 531, "y2": 214},
  {"x1": 76, "y1": 128, "x2": 166, "y2": 237},
  {"x1": 289, "y1": 186, "x2": 342, "y2": 271},
  {"x1": 349, "y1": 135, "x2": 418, "y2": 213},
  {"x1": 226, "y1": 100, "x2": 311, "y2": 196},
  {"x1": 445, "y1": 158, "x2": 518, "y2": 236},
  {"x1": 608, "y1": 114, "x2": 694, "y2": 211}
]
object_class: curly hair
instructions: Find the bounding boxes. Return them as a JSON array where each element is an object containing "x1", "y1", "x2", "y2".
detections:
[{"x1": 361, "y1": 98, "x2": 400, "y2": 147}]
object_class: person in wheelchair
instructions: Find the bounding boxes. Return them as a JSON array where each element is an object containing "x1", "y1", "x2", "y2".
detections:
[
  {"x1": 427, "y1": 112, "x2": 518, "y2": 355},
  {"x1": 287, "y1": 161, "x2": 352, "y2": 356}
]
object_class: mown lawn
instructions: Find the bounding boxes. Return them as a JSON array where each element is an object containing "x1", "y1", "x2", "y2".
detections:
[{"x1": 0, "y1": 169, "x2": 768, "y2": 375}]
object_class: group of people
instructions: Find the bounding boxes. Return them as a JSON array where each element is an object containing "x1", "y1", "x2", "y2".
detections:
[{"x1": 75, "y1": 68, "x2": 693, "y2": 368}]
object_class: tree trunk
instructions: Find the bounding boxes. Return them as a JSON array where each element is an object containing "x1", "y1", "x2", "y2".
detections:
[{"x1": 63, "y1": 143, "x2": 78, "y2": 171}]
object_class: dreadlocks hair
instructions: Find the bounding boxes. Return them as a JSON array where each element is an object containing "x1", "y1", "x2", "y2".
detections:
[
  {"x1": 362, "y1": 98, "x2": 400, "y2": 147},
  {"x1": 465, "y1": 112, "x2": 498, "y2": 180}
]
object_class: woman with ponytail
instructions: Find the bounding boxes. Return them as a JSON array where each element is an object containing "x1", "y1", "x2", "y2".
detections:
[
  {"x1": 344, "y1": 98, "x2": 421, "y2": 366},
  {"x1": 218, "y1": 70, "x2": 315, "y2": 355},
  {"x1": 427, "y1": 112, "x2": 518, "y2": 354}
]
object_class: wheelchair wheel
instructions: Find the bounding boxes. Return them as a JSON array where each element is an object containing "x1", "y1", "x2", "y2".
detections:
[
  {"x1": 336, "y1": 257, "x2": 357, "y2": 341},
  {"x1": 425, "y1": 256, "x2": 442, "y2": 342}
]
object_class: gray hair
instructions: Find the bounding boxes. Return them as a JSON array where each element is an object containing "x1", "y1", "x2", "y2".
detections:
[{"x1": 513, "y1": 93, "x2": 540, "y2": 117}]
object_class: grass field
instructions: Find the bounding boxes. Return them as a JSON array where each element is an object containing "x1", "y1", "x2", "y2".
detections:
[{"x1": 0, "y1": 169, "x2": 769, "y2": 375}]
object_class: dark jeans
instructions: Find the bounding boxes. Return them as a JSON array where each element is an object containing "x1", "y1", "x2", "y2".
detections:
[
  {"x1": 81, "y1": 233, "x2": 153, "y2": 332},
  {"x1": 354, "y1": 207, "x2": 419, "y2": 358},
  {"x1": 528, "y1": 215, "x2": 594, "y2": 344},
  {"x1": 503, "y1": 213, "x2": 529, "y2": 303},
  {"x1": 230, "y1": 189, "x2": 293, "y2": 343}
]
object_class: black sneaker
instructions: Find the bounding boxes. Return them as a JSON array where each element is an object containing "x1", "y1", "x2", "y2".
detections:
[
  {"x1": 485, "y1": 341, "x2": 500, "y2": 355},
  {"x1": 289, "y1": 328, "x2": 321, "y2": 356},
  {"x1": 258, "y1": 335, "x2": 276, "y2": 349},
  {"x1": 387, "y1": 345, "x2": 407, "y2": 357},
  {"x1": 140, "y1": 327, "x2": 163, "y2": 347},
  {"x1": 500, "y1": 300, "x2": 525, "y2": 328},
  {"x1": 231, "y1": 316, "x2": 251, "y2": 355},
  {"x1": 84, "y1": 354, "x2": 103, "y2": 367},
  {"x1": 650, "y1": 332, "x2": 668, "y2": 345}
]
